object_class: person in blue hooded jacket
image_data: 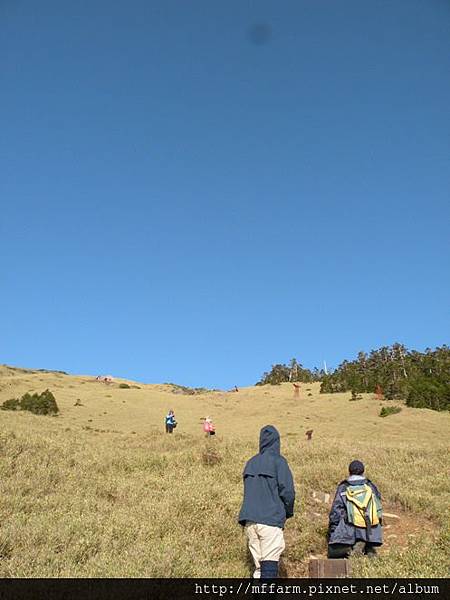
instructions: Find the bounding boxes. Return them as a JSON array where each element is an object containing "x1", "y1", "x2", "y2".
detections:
[
  {"x1": 165, "y1": 410, "x2": 176, "y2": 433},
  {"x1": 328, "y1": 460, "x2": 383, "y2": 558},
  {"x1": 238, "y1": 425, "x2": 295, "y2": 579}
]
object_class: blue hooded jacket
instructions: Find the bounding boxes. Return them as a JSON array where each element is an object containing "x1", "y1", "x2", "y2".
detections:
[
  {"x1": 238, "y1": 425, "x2": 295, "y2": 529},
  {"x1": 165, "y1": 413, "x2": 175, "y2": 426},
  {"x1": 328, "y1": 476, "x2": 383, "y2": 546}
]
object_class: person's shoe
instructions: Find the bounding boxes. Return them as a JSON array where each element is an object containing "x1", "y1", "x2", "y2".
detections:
[
  {"x1": 352, "y1": 541, "x2": 366, "y2": 556},
  {"x1": 260, "y1": 560, "x2": 278, "y2": 579}
]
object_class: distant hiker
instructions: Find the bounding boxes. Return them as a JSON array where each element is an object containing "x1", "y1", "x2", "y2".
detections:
[
  {"x1": 203, "y1": 416, "x2": 215, "y2": 436},
  {"x1": 238, "y1": 425, "x2": 295, "y2": 579},
  {"x1": 305, "y1": 429, "x2": 313, "y2": 441},
  {"x1": 327, "y1": 460, "x2": 383, "y2": 558},
  {"x1": 234, "y1": 385, "x2": 239, "y2": 392},
  {"x1": 165, "y1": 410, "x2": 176, "y2": 434}
]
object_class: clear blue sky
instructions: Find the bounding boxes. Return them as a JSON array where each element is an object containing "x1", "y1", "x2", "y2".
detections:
[{"x1": 1, "y1": 1, "x2": 449, "y2": 388}]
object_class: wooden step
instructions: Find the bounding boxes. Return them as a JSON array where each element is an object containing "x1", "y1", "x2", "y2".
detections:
[{"x1": 309, "y1": 558, "x2": 351, "y2": 578}]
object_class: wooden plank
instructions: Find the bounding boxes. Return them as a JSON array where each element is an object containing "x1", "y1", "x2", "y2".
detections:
[{"x1": 308, "y1": 558, "x2": 351, "y2": 578}]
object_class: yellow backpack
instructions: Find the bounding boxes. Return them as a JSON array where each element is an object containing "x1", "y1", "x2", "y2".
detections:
[{"x1": 345, "y1": 484, "x2": 382, "y2": 529}]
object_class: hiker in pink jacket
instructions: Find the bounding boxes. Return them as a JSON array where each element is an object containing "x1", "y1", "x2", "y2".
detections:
[{"x1": 203, "y1": 416, "x2": 216, "y2": 436}]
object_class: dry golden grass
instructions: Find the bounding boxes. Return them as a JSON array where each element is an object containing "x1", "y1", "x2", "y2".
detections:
[{"x1": 0, "y1": 365, "x2": 449, "y2": 577}]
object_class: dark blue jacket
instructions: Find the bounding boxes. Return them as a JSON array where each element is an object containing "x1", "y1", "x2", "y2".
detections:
[
  {"x1": 328, "y1": 476, "x2": 383, "y2": 546},
  {"x1": 238, "y1": 425, "x2": 295, "y2": 529}
]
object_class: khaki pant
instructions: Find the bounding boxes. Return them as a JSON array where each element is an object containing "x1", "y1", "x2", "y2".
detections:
[{"x1": 245, "y1": 523, "x2": 285, "y2": 578}]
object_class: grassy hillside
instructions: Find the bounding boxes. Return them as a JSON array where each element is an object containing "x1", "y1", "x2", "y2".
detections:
[{"x1": 0, "y1": 365, "x2": 449, "y2": 577}]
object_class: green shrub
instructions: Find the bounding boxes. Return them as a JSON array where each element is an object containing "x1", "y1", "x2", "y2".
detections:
[
  {"x1": 166, "y1": 383, "x2": 211, "y2": 395},
  {"x1": 1, "y1": 398, "x2": 20, "y2": 411},
  {"x1": 350, "y1": 390, "x2": 362, "y2": 401},
  {"x1": 1, "y1": 390, "x2": 58, "y2": 415},
  {"x1": 118, "y1": 383, "x2": 130, "y2": 389},
  {"x1": 379, "y1": 406, "x2": 402, "y2": 418}
]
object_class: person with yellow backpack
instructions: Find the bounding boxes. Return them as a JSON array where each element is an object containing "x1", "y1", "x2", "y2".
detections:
[{"x1": 327, "y1": 460, "x2": 383, "y2": 558}]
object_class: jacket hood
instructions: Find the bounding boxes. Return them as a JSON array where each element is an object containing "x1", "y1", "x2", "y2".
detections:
[
  {"x1": 347, "y1": 475, "x2": 366, "y2": 484},
  {"x1": 259, "y1": 425, "x2": 280, "y2": 454}
]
